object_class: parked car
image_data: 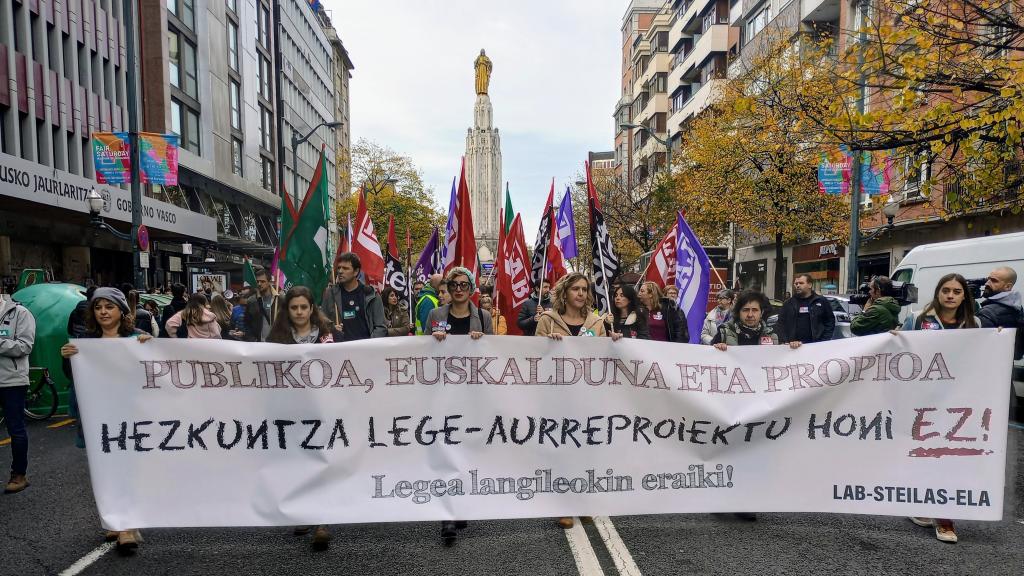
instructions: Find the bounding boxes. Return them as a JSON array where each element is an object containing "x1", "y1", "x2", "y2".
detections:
[{"x1": 765, "y1": 296, "x2": 859, "y2": 340}]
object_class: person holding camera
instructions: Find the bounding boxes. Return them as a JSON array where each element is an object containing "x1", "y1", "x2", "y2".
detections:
[{"x1": 851, "y1": 276, "x2": 902, "y2": 336}]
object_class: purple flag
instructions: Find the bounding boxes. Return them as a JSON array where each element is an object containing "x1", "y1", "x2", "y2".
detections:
[
  {"x1": 556, "y1": 186, "x2": 578, "y2": 259},
  {"x1": 413, "y1": 227, "x2": 441, "y2": 284},
  {"x1": 441, "y1": 176, "x2": 457, "y2": 267},
  {"x1": 674, "y1": 211, "x2": 711, "y2": 344}
]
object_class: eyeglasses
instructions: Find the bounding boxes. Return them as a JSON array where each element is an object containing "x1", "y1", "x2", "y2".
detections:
[{"x1": 447, "y1": 281, "x2": 472, "y2": 291}]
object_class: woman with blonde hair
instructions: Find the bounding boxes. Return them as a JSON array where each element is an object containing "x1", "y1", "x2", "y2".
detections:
[
  {"x1": 210, "y1": 293, "x2": 242, "y2": 340},
  {"x1": 535, "y1": 272, "x2": 620, "y2": 529},
  {"x1": 478, "y1": 294, "x2": 507, "y2": 335}
]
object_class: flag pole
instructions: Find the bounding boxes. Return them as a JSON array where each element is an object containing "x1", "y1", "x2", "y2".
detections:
[{"x1": 537, "y1": 203, "x2": 550, "y2": 311}]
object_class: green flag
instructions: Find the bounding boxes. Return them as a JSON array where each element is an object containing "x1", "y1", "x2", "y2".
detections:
[
  {"x1": 243, "y1": 258, "x2": 258, "y2": 288},
  {"x1": 279, "y1": 149, "x2": 330, "y2": 299},
  {"x1": 503, "y1": 184, "x2": 514, "y2": 234}
]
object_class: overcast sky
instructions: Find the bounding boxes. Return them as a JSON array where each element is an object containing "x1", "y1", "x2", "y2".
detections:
[{"x1": 326, "y1": 0, "x2": 624, "y2": 243}]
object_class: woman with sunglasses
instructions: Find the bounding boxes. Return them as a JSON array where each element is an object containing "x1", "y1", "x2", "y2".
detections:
[{"x1": 426, "y1": 267, "x2": 492, "y2": 545}]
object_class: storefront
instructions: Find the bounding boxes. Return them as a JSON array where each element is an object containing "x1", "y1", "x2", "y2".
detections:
[
  {"x1": 855, "y1": 252, "x2": 892, "y2": 287},
  {"x1": 0, "y1": 152, "x2": 217, "y2": 288},
  {"x1": 793, "y1": 240, "x2": 844, "y2": 295},
  {"x1": 737, "y1": 259, "x2": 767, "y2": 292}
]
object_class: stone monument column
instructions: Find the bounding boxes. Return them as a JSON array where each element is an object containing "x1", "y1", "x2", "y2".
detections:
[{"x1": 465, "y1": 49, "x2": 501, "y2": 262}]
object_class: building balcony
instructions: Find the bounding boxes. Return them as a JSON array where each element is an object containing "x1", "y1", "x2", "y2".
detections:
[
  {"x1": 669, "y1": 3, "x2": 692, "y2": 51},
  {"x1": 679, "y1": 23, "x2": 730, "y2": 80},
  {"x1": 678, "y1": 78, "x2": 724, "y2": 122},
  {"x1": 632, "y1": 52, "x2": 671, "y2": 96},
  {"x1": 802, "y1": 0, "x2": 841, "y2": 23},
  {"x1": 679, "y1": 0, "x2": 709, "y2": 34},
  {"x1": 635, "y1": 93, "x2": 669, "y2": 128}
]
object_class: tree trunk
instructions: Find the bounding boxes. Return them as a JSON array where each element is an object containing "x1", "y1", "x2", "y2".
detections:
[{"x1": 774, "y1": 232, "x2": 786, "y2": 300}]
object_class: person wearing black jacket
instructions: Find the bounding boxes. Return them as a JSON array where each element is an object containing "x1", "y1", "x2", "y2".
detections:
[
  {"x1": 517, "y1": 281, "x2": 551, "y2": 336},
  {"x1": 159, "y1": 283, "x2": 188, "y2": 338},
  {"x1": 244, "y1": 267, "x2": 280, "y2": 342},
  {"x1": 775, "y1": 274, "x2": 835, "y2": 344},
  {"x1": 606, "y1": 284, "x2": 650, "y2": 339},
  {"x1": 640, "y1": 281, "x2": 689, "y2": 343},
  {"x1": 319, "y1": 253, "x2": 387, "y2": 341}
]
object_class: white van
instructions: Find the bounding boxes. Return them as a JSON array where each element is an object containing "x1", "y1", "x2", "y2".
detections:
[{"x1": 890, "y1": 231, "x2": 1024, "y2": 418}]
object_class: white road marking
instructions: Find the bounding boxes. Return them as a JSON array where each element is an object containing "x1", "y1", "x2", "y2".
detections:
[
  {"x1": 58, "y1": 542, "x2": 115, "y2": 576},
  {"x1": 593, "y1": 516, "x2": 642, "y2": 576},
  {"x1": 564, "y1": 518, "x2": 605, "y2": 576}
]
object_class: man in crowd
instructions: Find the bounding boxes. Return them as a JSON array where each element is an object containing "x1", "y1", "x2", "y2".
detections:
[
  {"x1": 159, "y1": 283, "x2": 188, "y2": 338},
  {"x1": 517, "y1": 280, "x2": 551, "y2": 337},
  {"x1": 321, "y1": 253, "x2": 387, "y2": 341},
  {"x1": 415, "y1": 274, "x2": 443, "y2": 335},
  {"x1": 850, "y1": 276, "x2": 902, "y2": 336},
  {"x1": 244, "y1": 267, "x2": 279, "y2": 342},
  {"x1": 978, "y1": 267, "x2": 1022, "y2": 330},
  {"x1": 0, "y1": 294, "x2": 36, "y2": 493},
  {"x1": 776, "y1": 274, "x2": 835, "y2": 344}
]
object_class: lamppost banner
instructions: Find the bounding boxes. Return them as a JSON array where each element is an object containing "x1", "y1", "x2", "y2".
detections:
[
  {"x1": 91, "y1": 132, "x2": 131, "y2": 184},
  {"x1": 70, "y1": 330, "x2": 1013, "y2": 530},
  {"x1": 138, "y1": 132, "x2": 180, "y2": 186}
]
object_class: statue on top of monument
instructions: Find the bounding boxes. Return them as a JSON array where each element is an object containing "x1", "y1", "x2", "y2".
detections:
[{"x1": 474, "y1": 49, "x2": 492, "y2": 95}]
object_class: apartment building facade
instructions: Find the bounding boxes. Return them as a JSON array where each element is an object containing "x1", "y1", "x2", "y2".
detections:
[{"x1": 614, "y1": 0, "x2": 662, "y2": 188}]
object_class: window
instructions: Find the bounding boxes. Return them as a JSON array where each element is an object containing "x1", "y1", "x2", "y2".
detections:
[
  {"x1": 227, "y1": 0, "x2": 237, "y2": 14},
  {"x1": 258, "y1": 55, "x2": 272, "y2": 100},
  {"x1": 259, "y1": 5, "x2": 271, "y2": 49},
  {"x1": 169, "y1": 30, "x2": 197, "y2": 99},
  {"x1": 171, "y1": 98, "x2": 201, "y2": 154},
  {"x1": 230, "y1": 81, "x2": 241, "y2": 130},
  {"x1": 227, "y1": 22, "x2": 239, "y2": 72},
  {"x1": 261, "y1": 157, "x2": 274, "y2": 191},
  {"x1": 231, "y1": 138, "x2": 243, "y2": 175},
  {"x1": 168, "y1": 0, "x2": 195, "y2": 30},
  {"x1": 259, "y1": 105, "x2": 273, "y2": 150},
  {"x1": 746, "y1": 4, "x2": 772, "y2": 43},
  {"x1": 168, "y1": 32, "x2": 180, "y2": 87},
  {"x1": 903, "y1": 153, "x2": 931, "y2": 199}
]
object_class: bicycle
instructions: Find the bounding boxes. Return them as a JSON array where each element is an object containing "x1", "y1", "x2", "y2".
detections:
[{"x1": 0, "y1": 367, "x2": 59, "y2": 426}]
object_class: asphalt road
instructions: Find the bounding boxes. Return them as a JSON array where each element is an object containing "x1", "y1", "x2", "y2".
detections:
[{"x1": 1, "y1": 418, "x2": 1022, "y2": 576}]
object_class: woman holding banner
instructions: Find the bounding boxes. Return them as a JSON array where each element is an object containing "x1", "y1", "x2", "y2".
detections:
[
  {"x1": 59, "y1": 287, "x2": 152, "y2": 554},
  {"x1": 428, "y1": 267, "x2": 493, "y2": 545},
  {"x1": 639, "y1": 282, "x2": 688, "y2": 343},
  {"x1": 267, "y1": 286, "x2": 342, "y2": 550},
  {"x1": 899, "y1": 273, "x2": 979, "y2": 544},
  {"x1": 536, "y1": 272, "x2": 621, "y2": 529}
]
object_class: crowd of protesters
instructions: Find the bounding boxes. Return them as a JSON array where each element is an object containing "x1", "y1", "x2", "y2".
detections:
[{"x1": 1, "y1": 255, "x2": 1021, "y2": 554}]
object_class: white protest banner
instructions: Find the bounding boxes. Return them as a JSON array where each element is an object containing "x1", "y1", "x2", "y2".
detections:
[{"x1": 70, "y1": 330, "x2": 1013, "y2": 530}]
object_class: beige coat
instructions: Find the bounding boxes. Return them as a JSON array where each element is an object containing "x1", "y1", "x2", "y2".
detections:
[{"x1": 535, "y1": 309, "x2": 607, "y2": 337}]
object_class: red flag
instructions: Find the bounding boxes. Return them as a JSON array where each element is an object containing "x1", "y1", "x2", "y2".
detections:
[
  {"x1": 494, "y1": 203, "x2": 508, "y2": 314},
  {"x1": 352, "y1": 191, "x2": 386, "y2": 289},
  {"x1": 446, "y1": 158, "x2": 479, "y2": 284},
  {"x1": 387, "y1": 215, "x2": 399, "y2": 259},
  {"x1": 496, "y1": 214, "x2": 531, "y2": 335},
  {"x1": 642, "y1": 222, "x2": 678, "y2": 288},
  {"x1": 586, "y1": 161, "x2": 601, "y2": 210}
]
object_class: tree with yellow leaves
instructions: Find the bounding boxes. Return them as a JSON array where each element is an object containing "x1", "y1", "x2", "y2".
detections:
[{"x1": 800, "y1": 0, "x2": 1024, "y2": 213}]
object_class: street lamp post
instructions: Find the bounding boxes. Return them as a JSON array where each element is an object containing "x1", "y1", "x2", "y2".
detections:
[
  {"x1": 86, "y1": 187, "x2": 134, "y2": 244},
  {"x1": 858, "y1": 196, "x2": 901, "y2": 246},
  {"x1": 291, "y1": 121, "x2": 343, "y2": 207},
  {"x1": 619, "y1": 123, "x2": 672, "y2": 174}
]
